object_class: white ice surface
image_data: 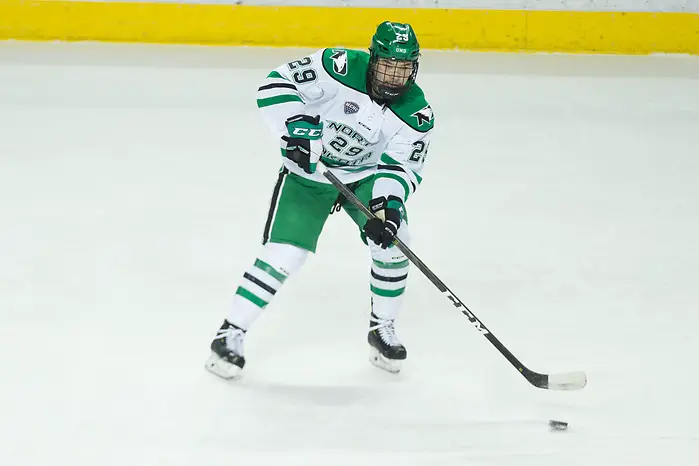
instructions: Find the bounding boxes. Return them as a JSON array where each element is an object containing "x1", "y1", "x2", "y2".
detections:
[{"x1": 1, "y1": 42, "x2": 698, "y2": 466}]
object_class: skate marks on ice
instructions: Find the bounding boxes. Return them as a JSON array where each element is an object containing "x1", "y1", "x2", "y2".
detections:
[
  {"x1": 193, "y1": 343, "x2": 585, "y2": 465},
  {"x1": 199, "y1": 369, "x2": 698, "y2": 466},
  {"x1": 201, "y1": 376, "x2": 562, "y2": 463},
  {"x1": 210, "y1": 353, "x2": 408, "y2": 407}
]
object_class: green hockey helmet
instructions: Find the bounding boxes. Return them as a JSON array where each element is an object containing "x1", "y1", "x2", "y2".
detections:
[{"x1": 367, "y1": 21, "x2": 420, "y2": 102}]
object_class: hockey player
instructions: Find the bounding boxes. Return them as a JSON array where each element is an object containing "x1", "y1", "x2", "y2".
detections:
[{"x1": 206, "y1": 21, "x2": 434, "y2": 378}]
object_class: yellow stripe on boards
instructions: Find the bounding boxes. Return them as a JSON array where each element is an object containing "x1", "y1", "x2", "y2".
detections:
[
  {"x1": 0, "y1": 3, "x2": 527, "y2": 48},
  {"x1": 527, "y1": 10, "x2": 699, "y2": 55},
  {"x1": 0, "y1": 1, "x2": 697, "y2": 55}
]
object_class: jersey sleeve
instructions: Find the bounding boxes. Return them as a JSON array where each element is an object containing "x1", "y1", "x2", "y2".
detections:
[
  {"x1": 256, "y1": 49, "x2": 327, "y2": 139},
  {"x1": 372, "y1": 125, "x2": 433, "y2": 204}
]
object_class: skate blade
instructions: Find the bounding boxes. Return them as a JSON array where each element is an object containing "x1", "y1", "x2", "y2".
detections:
[
  {"x1": 205, "y1": 352, "x2": 243, "y2": 380},
  {"x1": 369, "y1": 347, "x2": 402, "y2": 374}
]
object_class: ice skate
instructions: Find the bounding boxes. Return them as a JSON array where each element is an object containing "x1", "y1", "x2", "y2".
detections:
[
  {"x1": 205, "y1": 320, "x2": 246, "y2": 379},
  {"x1": 368, "y1": 312, "x2": 407, "y2": 373}
]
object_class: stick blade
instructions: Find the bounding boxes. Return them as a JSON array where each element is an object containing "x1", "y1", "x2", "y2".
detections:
[{"x1": 547, "y1": 371, "x2": 587, "y2": 390}]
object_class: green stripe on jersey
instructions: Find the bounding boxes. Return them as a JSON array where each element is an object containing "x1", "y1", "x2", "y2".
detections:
[
  {"x1": 267, "y1": 71, "x2": 289, "y2": 81},
  {"x1": 235, "y1": 287, "x2": 268, "y2": 308},
  {"x1": 320, "y1": 156, "x2": 344, "y2": 167},
  {"x1": 254, "y1": 259, "x2": 287, "y2": 283},
  {"x1": 370, "y1": 285, "x2": 406, "y2": 297},
  {"x1": 381, "y1": 153, "x2": 422, "y2": 184},
  {"x1": 257, "y1": 94, "x2": 303, "y2": 108},
  {"x1": 375, "y1": 172, "x2": 411, "y2": 200},
  {"x1": 380, "y1": 153, "x2": 401, "y2": 165}
]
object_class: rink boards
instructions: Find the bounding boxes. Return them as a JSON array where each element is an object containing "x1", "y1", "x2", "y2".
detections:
[{"x1": 1, "y1": 1, "x2": 698, "y2": 54}]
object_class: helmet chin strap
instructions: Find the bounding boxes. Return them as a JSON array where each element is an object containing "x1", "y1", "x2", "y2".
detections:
[
  {"x1": 368, "y1": 82, "x2": 395, "y2": 105},
  {"x1": 370, "y1": 81, "x2": 407, "y2": 104}
]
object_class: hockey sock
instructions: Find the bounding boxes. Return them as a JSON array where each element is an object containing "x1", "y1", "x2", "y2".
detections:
[
  {"x1": 226, "y1": 242, "x2": 308, "y2": 329},
  {"x1": 369, "y1": 241, "x2": 409, "y2": 321}
]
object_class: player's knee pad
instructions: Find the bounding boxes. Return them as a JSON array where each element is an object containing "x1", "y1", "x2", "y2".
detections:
[{"x1": 259, "y1": 241, "x2": 309, "y2": 278}]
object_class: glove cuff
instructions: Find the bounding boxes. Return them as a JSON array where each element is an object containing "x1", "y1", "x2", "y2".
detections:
[
  {"x1": 368, "y1": 196, "x2": 387, "y2": 214},
  {"x1": 386, "y1": 195, "x2": 404, "y2": 212}
]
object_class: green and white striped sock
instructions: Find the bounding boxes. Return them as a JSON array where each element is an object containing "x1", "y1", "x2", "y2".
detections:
[
  {"x1": 370, "y1": 258, "x2": 409, "y2": 320},
  {"x1": 226, "y1": 242, "x2": 308, "y2": 329}
]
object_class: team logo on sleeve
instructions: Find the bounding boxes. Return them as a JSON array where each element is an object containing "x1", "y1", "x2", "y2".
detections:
[
  {"x1": 344, "y1": 101, "x2": 359, "y2": 114},
  {"x1": 330, "y1": 50, "x2": 348, "y2": 76},
  {"x1": 411, "y1": 105, "x2": 434, "y2": 127}
]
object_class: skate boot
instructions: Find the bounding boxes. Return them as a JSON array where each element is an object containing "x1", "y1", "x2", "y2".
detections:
[
  {"x1": 368, "y1": 312, "x2": 407, "y2": 373},
  {"x1": 205, "y1": 320, "x2": 246, "y2": 379}
]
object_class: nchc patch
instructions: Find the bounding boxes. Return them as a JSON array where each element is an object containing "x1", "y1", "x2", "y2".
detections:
[{"x1": 344, "y1": 101, "x2": 360, "y2": 114}]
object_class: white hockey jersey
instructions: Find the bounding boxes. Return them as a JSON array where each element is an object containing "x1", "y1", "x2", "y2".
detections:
[{"x1": 256, "y1": 48, "x2": 434, "y2": 204}]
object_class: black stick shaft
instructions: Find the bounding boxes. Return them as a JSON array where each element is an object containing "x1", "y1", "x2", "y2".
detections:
[{"x1": 322, "y1": 167, "x2": 549, "y2": 389}]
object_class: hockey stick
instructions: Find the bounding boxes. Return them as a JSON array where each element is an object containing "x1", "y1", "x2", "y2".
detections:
[{"x1": 318, "y1": 163, "x2": 587, "y2": 391}]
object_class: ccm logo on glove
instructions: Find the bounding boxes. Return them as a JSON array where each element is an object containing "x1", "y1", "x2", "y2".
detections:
[
  {"x1": 282, "y1": 114, "x2": 323, "y2": 175},
  {"x1": 290, "y1": 127, "x2": 322, "y2": 138}
]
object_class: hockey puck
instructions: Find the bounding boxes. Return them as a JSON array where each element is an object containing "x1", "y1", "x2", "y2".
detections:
[{"x1": 549, "y1": 420, "x2": 568, "y2": 431}]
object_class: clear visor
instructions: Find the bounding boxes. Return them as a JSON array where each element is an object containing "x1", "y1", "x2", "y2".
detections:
[{"x1": 372, "y1": 57, "x2": 415, "y2": 88}]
